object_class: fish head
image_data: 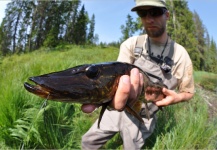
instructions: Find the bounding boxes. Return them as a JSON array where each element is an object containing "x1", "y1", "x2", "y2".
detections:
[{"x1": 24, "y1": 62, "x2": 132, "y2": 104}]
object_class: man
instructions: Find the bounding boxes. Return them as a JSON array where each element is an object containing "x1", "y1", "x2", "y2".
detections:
[{"x1": 81, "y1": 0, "x2": 194, "y2": 149}]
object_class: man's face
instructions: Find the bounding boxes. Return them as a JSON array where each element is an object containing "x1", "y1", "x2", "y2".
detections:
[{"x1": 136, "y1": 6, "x2": 169, "y2": 38}]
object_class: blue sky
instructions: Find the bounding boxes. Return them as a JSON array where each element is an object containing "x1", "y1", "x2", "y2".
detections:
[{"x1": 0, "y1": 0, "x2": 217, "y2": 44}]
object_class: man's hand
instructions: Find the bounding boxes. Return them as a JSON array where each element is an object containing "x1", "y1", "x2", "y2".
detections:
[
  {"x1": 81, "y1": 68, "x2": 194, "y2": 113},
  {"x1": 154, "y1": 88, "x2": 194, "y2": 106},
  {"x1": 81, "y1": 68, "x2": 143, "y2": 113},
  {"x1": 145, "y1": 86, "x2": 165, "y2": 102},
  {"x1": 111, "y1": 68, "x2": 144, "y2": 110}
]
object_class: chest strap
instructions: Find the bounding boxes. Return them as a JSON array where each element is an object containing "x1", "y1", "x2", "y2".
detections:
[{"x1": 134, "y1": 35, "x2": 175, "y2": 65}]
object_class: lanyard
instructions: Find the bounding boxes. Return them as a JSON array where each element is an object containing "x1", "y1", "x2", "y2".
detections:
[{"x1": 147, "y1": 36, "x2": 169, "y2": 64}]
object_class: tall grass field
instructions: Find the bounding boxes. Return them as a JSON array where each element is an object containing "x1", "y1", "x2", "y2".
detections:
[{"x1": 0, "y1": 45, "x2": 216, "y2": 149}]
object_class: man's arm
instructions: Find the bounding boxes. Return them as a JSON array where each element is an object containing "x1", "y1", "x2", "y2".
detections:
[
  {"x1": 154, "y1": 88, "x2": 194, "y2": 106},
  {"x1": 81, "y1": 68, "x2": 194, "y2": 113}
]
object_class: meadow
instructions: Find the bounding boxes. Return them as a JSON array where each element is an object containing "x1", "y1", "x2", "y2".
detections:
[{"x1": 0, "y1": 45, "x2": 216, "y2": 149}]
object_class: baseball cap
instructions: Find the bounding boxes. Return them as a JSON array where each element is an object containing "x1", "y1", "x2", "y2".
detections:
[{"x1": 131, "y1": 0, "x2": 167, "y2": 11}]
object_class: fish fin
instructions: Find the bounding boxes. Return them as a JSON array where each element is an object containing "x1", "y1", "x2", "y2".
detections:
[
  {"x1": 97, "y1": 103, "x2": 108, "y2": 129},
  {"x1": 125, "y1": 104, "x2": 144, "y2": 124}
]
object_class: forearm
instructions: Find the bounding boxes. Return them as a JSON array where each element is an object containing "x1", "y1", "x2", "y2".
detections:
[{"x1": 176, "y1": 92, "x2": 194, "y2": 102}]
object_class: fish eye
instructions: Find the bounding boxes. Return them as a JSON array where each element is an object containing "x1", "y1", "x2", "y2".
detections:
[{"x1": 86, "y1": 65, "x2": 99, "y2": 78}]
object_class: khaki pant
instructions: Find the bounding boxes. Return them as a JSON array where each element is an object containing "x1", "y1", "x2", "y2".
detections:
[{"x1": 82, "y1": 109, "x2": 156, "y2": 150}]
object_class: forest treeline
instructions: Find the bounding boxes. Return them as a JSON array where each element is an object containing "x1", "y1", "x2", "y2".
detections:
[
  {"x1": 0, "y1": 0, "x2": 217, "y2": 73},
  {"x1": 0, "y1": 0, "x2": 97, "y2": 54}
]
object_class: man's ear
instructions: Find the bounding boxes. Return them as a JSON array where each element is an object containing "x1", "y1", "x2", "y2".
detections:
[{"x1": 166, "y1": 11, "x2": 170, "y2": 20}]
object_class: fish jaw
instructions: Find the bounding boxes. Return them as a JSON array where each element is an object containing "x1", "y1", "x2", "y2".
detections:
[{"x1": 24, "y1": 82, "x2": 50, "y2": 98}]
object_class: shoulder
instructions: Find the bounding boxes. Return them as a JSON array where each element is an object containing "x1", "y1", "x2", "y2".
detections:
[
  {"x1": 120, "y1": 36, "x2": 138, "y2": 47},
  {"x1": 172, "y1": 42, "x2": 193, "y2": 80},
  {"x1": 120, "y1": 34, "x2": 147, "y2": 50},
  {"x1": 118, "y1": 35, "x2": 143, "y2": 63},
  {"x1": 173, "y1": 42, "x2": 192, "y2": 66}
]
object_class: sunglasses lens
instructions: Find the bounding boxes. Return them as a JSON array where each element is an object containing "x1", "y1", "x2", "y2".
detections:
[
  {"x1": 150, "y1": 8, "x2": 165, "y2": 17},
  {"x1": 137, "y1": 8, "x2": 166, "y2": 18},
  {"x1": 137, "y1": 11, "x2": 147, "y2": 18}
]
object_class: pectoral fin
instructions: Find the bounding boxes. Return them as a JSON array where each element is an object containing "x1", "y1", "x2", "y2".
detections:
[
  {"x1": 97, "y1": 102, "x2": 109, "y2": 128},
  {"x1": 125, "y1": 104, "x2": 144, "y2": 123}
]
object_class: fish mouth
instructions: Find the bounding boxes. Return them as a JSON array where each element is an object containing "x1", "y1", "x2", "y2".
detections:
[{"x1": 24, "y1": 82, "x2": 51, "y2": 99}]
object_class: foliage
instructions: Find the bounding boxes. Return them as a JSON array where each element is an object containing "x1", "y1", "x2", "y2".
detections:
[
  {"x1": 87, "y1": 14, "x2": 96, "y2": 45},
  {"x1": 0, "y1": 0, "x2": 98, "y2": 55},
  {"x1": 102, "y1": 88, "x2": 217, "y2": 149},
  {"x1": 1, "y1": 0, "x2": 217, "y2": 73},
  {"x1": 147, "y1": 92, "x2": 217, "y2": 149},
  {"x1": 0, "y1": 0, "x2": 217, "y2": 148},
  {"x1": 194, "y1": 71, "x2": 217, "y2": 92},
  {"x1": 120, "y1": 0, "x2": 217, "y2": 73},
  {"x1": 0, "y1": 46, "x2": 216, "y2": 149},
  {"x1": 120, "y1": 14, "x2": 138, "y2": 43},
  {"x1": 0, "y1": 45, "x2": 119, "y2": 149},
  {"x1": 73, "y1": 5, "x2": 88, "y2": 45}
]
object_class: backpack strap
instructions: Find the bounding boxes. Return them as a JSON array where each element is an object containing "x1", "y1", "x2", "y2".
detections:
[
  {"x1": 134, "y1": 35, "x2": 146, "y2": 59},
  {"x1": 161, "y1": 40, "x2": 175, "y2": 67},
  {"x1": 169, "y1": 40, "x2": 174, "y2": 58},
  {"x1": 134, "y1": 35, "x2": 175, "y2": 62},
  {"x1": 163, "y1": 40, "x2": 175, "y2": 61}
]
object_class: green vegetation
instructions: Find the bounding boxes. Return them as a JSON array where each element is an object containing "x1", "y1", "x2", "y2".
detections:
[
  {"x1": 0, "y1": 46, "x2": 216, "y2": 149},
  {"x1": 0, "y1": 46, "x2": 118, "y2": 149},
  {"x1": 0, "y1": 0, "x2": 217, "y2": 149},
  {"x1": 194, "y1": 71, "x2": 217, "y2": 92},
  {"x1": 1, "y1": 1, "x2": 217, "y2": 73}
]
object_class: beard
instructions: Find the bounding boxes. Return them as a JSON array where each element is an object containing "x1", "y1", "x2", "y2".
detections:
[{"x1": 145, "y1": 25, "x2": 165, "y2": 38}]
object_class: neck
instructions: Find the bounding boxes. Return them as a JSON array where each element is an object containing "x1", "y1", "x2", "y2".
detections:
[{"x1": 149, "y1": 32, "x2": 168, "y2": 44}]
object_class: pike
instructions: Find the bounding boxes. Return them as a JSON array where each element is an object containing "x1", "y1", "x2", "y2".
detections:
[{"x1": 24, "y1": 62, "x2": 165, "y2": 128}]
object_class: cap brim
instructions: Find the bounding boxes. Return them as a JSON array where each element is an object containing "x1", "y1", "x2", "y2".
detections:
[{"x1": 131, "y1": 2, "x2": 166, "y2": 11}]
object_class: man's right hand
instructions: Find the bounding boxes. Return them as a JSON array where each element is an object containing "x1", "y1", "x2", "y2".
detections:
[{"x1": 81, "y1": 68, "x2": 143, "y2": 113}]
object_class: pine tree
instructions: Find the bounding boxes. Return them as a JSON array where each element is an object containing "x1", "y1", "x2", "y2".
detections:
[
  {"x1": 0, "y1": 1, "x2": 30, "y2": 54},
  {"x1": 205, "y1": 38, "x2": 217, "y2": 73},
  {"x1": 73, "y1": 5, "x2": 88, "y2": 45},
  {"x1": 64, "y1": 0, "x2": 81, "y2": 44},
  {"x1": 0, "y1": 19, "x2": 11, "y2": 55},
  {"x1": 29, "y1": 1, "x2": 48, "y2": 50},
  {"x1": 87, "y1": 14, "x2": 95, "y2": 45},
  {"x1": 166, "y1": 0, "x2": 200, "y2": 70},
  {"x1": 192, "y1": 11, "x2": 207, "y2": 70},
  {"x1": 120, "y1": 14, "x2": 138, "y2": 42}
]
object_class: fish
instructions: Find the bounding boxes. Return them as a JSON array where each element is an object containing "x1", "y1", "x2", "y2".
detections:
[{"x1": 24, "y1": 62, "x2": 165, "y2": 128}]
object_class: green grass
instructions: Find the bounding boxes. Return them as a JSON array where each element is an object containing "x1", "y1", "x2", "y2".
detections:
[
  {"x1": 0, "y1": 45, "x2": 216, "y2": 149},
  {"x1": 0, "y1": 45, "x2": 119, "y2": 149},
  {"x1": 194, "y1": 71, "x2": 217, "y2": 92},
  {"x1": 147, "y1": 92, "x2": 217, "y2": 149}
]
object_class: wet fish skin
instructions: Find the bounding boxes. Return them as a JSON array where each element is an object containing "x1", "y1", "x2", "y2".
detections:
[{"x1": 24, "y1": 62, "x2": 163, "y2": 128}]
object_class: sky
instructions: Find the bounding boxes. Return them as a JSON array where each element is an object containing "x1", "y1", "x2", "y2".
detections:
[{"x1": 0, "y1": 0, "x2": 217, "y2": 44}]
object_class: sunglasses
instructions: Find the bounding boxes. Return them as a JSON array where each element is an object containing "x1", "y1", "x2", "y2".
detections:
[{"x1": 137, "y1": 7, "x2": 167, "y2": 18}]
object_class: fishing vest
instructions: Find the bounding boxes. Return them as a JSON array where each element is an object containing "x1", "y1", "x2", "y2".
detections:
[
  {"x1": 133, "y1": 35, "x2": 178, "y2": 117},
  {"x1": 133, "y1": 34, "x2": 178, "y2": 89}
]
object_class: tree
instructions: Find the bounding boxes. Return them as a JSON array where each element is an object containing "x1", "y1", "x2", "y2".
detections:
[
  {"x1": 64, "y1": 0, "x2": 81, "y2": 44},
  {"x1": 120, "y1": 14, "x2": 138, "y2": 42},
  {"x1": 87, "y1": 14, "x2": 95, "y2": 45},
  {"x1": 205, "y1": 38, "x2": 217, "y2": 73},
  {"x1": 0, "y1": 19, "x2": 11, "y2": 55},
  {"x1": 0, "y1": 0, "x2": 90, "y2": 53},
  {"x1": 166, "y1": 0, "x2": 200, "y2": 70},
  {"x1": 192, "y1": 11, "x2": 207, "y2": 70},
  {"x1": 73, "y1": 5, "x2": 88, "y2": 45},
  {"x1": 0, "y1": 1, "x2": 31, "y2": 54}
]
